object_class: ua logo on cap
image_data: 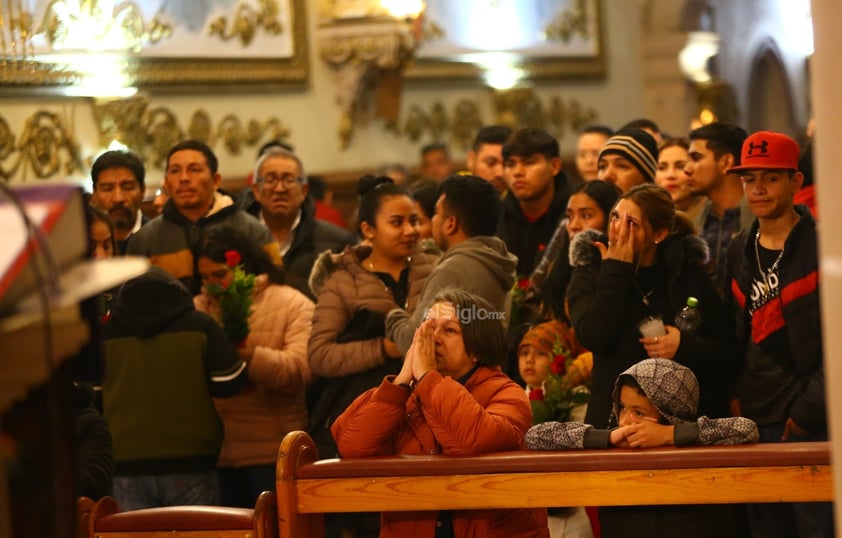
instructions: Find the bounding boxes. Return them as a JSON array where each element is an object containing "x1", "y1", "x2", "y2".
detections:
[{"x1": 747, "y1": 140, "x2": 769, "y2": 155}]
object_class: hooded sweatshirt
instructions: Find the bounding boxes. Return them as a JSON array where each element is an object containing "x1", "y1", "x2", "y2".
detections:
[
  {"x1": 102, "y1": 266, "x2": 247, "y2": 475},
  {"x1": 385, "y1": 236, "x2": 518, "y2": 354},
  {"x1": 126, "y1": 191, "x2": 281, "y2": 295},
  {"x1": 525, "y1": 358, "x2": 758, "y2": 450}
]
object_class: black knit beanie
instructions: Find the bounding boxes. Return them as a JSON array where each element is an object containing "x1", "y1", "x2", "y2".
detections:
[{"x1": 598, "y1": 128, "x2": 659, "y2": 183}]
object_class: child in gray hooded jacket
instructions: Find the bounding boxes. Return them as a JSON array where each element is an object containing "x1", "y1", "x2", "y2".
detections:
[
  {"x1": 526, "y1": 358, "x2": 758, "y2": 450},
  {"x1": 526, "y1": 358, "x2": 758, "y2": 538}
]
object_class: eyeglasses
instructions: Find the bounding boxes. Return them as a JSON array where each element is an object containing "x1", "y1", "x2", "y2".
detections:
[{"x1": 256, "y1": 173, "x2": 301, "y2": 188}]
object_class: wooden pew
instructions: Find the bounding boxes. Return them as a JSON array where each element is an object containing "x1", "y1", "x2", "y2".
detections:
[
  {"x1": 276, "y1": 430, "x2": 832, "y2": 537},
  {"x1": 88, "y1": 491, "x2": 278, "y2": 538}
]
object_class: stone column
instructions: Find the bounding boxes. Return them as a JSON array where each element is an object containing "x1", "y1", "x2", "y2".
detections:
[{"x1": 810, "y1": 0, "x2": 842, "y2": 532}]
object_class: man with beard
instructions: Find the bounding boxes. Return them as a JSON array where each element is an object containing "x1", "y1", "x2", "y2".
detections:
[
  {"x1": 90, "y1": 150, "x2": 148, "y2": 254},
  {"x1": 127, "y1": 140, "x2": 280, "y2": 295},
  {"x1": 243, "y1": 146, "x2": 353, "y2": 299}
]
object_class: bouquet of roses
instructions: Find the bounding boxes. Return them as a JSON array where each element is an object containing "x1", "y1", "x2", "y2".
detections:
[
  {"x1": 529, "y1": 335, "x2": 591, "y2": 424},
  {"x1": 206, "y1": 250, "x2": 255, "y2": 346}
]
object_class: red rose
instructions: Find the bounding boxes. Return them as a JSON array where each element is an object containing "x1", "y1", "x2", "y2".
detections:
[
  {"x1": 224, "y1": 250, "x2": 241, "y2": 267},
  {"x1": 517, "y1": 277, "x2": 530, "y2": 290},
  {"x1": 551, "y1": 355, "x2": 567, "y2": 376},
  {"x1": 538, "y1": 243, "x2": 546, "y2": 252},
  {"x1": 529, "y1": 387, "x2": 545, "y2": 401}
]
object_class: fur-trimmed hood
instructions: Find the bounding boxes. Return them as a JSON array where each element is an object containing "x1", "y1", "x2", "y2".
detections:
[
  {"x1": 308, "y1": 241, "x2": 440, "y2": 298},
  {"x1": 569, "y1": 228, "x2": 710, "y2": 270},
  {"x1": 308, "y1": 245, "x2": 365, "y2": 298}
]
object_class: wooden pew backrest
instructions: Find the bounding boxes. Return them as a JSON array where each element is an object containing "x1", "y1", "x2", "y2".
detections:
[{"x1": 275, "y1": 431, "x2": 833, "y2": 537}]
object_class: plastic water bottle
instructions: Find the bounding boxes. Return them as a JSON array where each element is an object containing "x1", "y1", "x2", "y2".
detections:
[{"x1": 674, "y1": 297, "x2": 701, "y2": 334}]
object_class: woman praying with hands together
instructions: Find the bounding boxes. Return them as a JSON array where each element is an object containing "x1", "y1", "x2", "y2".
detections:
[{"x1": 332, "y1": 289, "x2": 549, "y2": 538}]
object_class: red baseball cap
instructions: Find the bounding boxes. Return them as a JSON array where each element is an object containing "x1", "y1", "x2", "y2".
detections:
[{"x1": 729, "y1": 131, "x2": 800, "y2": 173}]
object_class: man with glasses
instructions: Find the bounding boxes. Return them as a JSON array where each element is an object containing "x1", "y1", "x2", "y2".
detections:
[
  {"x1": 246, "y1": 147, "x2": 353, "y2": 299},
  {"x1": 127, "y1": 139, "x2": 281, "y2": 295}
]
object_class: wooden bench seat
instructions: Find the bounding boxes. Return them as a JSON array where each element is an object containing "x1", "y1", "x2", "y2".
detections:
[
  {"x1": 88, "y1": 491, "x2": 277, "y2": 538},
  {"x1": 276, "y1": 430, "x2": 833, "y2": 537}
]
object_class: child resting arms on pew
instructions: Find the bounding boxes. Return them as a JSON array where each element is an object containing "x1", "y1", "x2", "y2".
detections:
[
  {"x1": 525, "y1": 358, "x2": 758, "y2": 450},
  {"x1": 525, "y1": 358, "x2": 759, "y2": 538}
]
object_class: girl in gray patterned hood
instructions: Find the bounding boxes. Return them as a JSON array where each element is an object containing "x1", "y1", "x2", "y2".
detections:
[{"x1": 525, "y1": 358, "x2": 758, "y2": 450}]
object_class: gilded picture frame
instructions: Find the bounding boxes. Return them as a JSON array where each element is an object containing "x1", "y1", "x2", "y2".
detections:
[
  {"x1": 407, "y1": 0, "x2": 605, "y2": 81},
  {"x1": 0, "y1": 0, "x2": 309, "y2": 93}
]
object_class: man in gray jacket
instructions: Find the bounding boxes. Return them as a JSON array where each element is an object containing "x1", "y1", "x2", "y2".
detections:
[{"x1": 386, "y1": 175, "x2": 518, "y2": 353}]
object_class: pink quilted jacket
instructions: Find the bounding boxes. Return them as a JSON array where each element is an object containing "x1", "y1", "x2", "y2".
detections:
[{"x1": 195, "y1": 275, "x2": 314, "y2": 467}]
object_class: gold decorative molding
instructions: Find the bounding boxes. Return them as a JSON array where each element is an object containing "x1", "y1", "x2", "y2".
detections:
[
  {"x1": 0, "y1": 0, "x2": 308, "y2": 92},
  {"x1": 319, "y1": 17, "x2": 420, "y2": 148},
  {"x1": 544, "y1": 0, "x2": 591, "y2": 43},
  {"x1": 38, "y1": 1, "x2": 172, "y2": 52},
  {"x1": 92, "y1": 95, "x2": 152, "y2": 152},
  {"x1": 493, "y1": 88, "x2": 546, "y2": 131},
  {"x1": 548, "y1": 96, "x2": 599, "y2": 136},
  {"x1": 493, "y1": 88, "x2": 598, "y2": 139},
  {"x1": 208, "y1": 0, "x2": 284, "y2": 47},
  {"x1": 0, "y1": 99, "x2": 292, "y2": 183},
  {"x1": 400, "y1": 100, "x2": 482, "y2": 151},
  {"x1": 399, "y1": 92, "x2": 598, "y2": 149},
  {"x1": 90, "y1": 96, "x2": 291, "y2": 168},
  {"x1": 0, "y1": 111, "x2": 82, "y2": 182}
]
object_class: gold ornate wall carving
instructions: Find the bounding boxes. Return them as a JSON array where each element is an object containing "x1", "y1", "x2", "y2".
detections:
[
  {"x1": 0, "y1": 0, "x2": 308, "y2": 91},
  {"x1": 209, "y1": 0, "x2": 284, "y2": 46},
  {"x1": 99, "y1": 100, "x2": 292, "y2": 171},
  {"x1": 0, "y1": 101, "x2": 290, "y2": 182},
  {"x1": 544, "y1": 0, "x2": 591, "y2": 43},
  {"x1": 0, "y1": 111, "x2": 82, "y2": 182},
  {"x1": 89, "y1": 97, "x2": 290, "y2": 170},
  {"x1": 38, "y1": 1, "x2": 173, "y2": 52},
  {"x1": 400, "y1": 92, "x2": 598, "y2": 150}
]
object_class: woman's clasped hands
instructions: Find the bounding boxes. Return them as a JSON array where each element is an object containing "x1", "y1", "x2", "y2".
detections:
[{"x1": 393, "y1": 318, "x2": 437, "y2": 387}]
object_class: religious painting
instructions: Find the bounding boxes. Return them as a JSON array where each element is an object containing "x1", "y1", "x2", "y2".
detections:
[
  {"x1": 410, "y1": 0, "x2": 604, "y2": 81},
  {"x1": 0, "y1": 0, "x2": 308, "y2": 92}
]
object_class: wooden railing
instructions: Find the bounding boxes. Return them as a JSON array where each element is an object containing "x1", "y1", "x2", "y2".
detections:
[{"x1": 275, "y1": 430, "x2": 833, "y2": 537}]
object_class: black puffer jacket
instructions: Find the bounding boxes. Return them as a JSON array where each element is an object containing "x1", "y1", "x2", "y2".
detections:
[
  {"x1": 567, "y1": 229, "x2": 739, "y2": 428},
  {"x1": 725, "y1": 206, "x2": 824, "y2": 432}
]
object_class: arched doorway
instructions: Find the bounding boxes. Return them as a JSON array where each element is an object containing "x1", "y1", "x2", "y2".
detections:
[{"x1": 747, "y1": 40, "x2": 797, "y2": 136}]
